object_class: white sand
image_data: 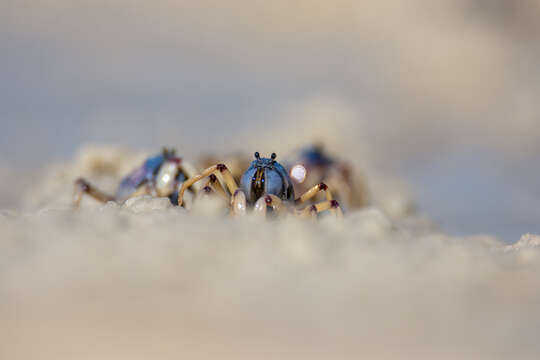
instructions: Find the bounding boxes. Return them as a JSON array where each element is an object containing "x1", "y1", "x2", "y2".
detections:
[{"x1": 1, "y1": 147, "x2": 540, "y2": 359}]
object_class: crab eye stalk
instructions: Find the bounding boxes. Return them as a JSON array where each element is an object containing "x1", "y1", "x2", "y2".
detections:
[
  {"x1": 271, "y1": 152, "x2": 277, "y2": 160},
  {"x1": 162, "y1": 147, "x2": 176, "y2": 157},
  {"x1": 254, "y1": 152, "x2": 260, "y2": 159}
]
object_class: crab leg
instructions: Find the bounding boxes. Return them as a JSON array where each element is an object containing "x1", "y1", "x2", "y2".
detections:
[
  {"x1": 298, "y1": 199, "x2": 343, "y2": 218},
  {"x1": 231, "y1": 190, "x2": 247, "y2": 216},
  {"x1": 73, "y1": 178, "x2": 116, "y2": 208},
  {"x1": 177, "y1": 161, "x2": 205, "y2": 193},
  {"x1": 295, "y1": 182, "x2": 343, "y2": 216},
  {"x1": 295, "y1": 183, "x2": 334, "y2": 204},
  {"x1": 253, "y1": 194, "x2": 286, "y2": 217},
  {"x1": 177, "y1": 164, "x2": 238, "y2": 207},
  {"x1": 198, "y1": 174, "x2": 228, "y2": 201}
]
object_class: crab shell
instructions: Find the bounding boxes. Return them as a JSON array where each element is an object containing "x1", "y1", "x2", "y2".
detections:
[
  {"x1": 240, "y1": 157, "x2": 295, "y2": 204},
  {"x1": 115, "y1": 153, "x2": 186, "y2": 203}
]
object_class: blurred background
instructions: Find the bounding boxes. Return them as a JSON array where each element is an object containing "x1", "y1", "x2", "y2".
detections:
[{"x1": 1, "y1": 0, "x2": 539, "y2": 242}]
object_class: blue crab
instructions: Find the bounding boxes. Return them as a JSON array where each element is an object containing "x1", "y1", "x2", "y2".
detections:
[
  {"x1": 73, "y1": 148, "x2": 199, "y2": 207},
  {"x1": 283, "y1": 144, "x2": 368, "y2": 209},
  {"x1": 176, "y1": 152, "x2": 343, "y2": 218}
]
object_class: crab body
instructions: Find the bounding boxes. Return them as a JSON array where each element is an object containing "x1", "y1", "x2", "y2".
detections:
[
  {"x1": 74, "y1": 148, "x2": 197, "y2": 207},
  {"x1": 177, "y1": 152, "x2": 342, "y2": 218},
  {"x1": 240, "y1": 154, "x2": 295, "y2": 204},
  {"x1": 284, "y1": 145, "x2": 367, "y2": 209},
  {"x1": 115, "y1": 153, "x2": 184, "y2": 202}
]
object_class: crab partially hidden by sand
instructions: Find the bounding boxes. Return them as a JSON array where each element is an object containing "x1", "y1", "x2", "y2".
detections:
[
  {"x1": 73, "y1": 148, "x2": 200, "y2": 208},
  {"x1": 283, "y1": 144, "x2": 369, "y2": 210},
  {"x1": 73, "y1": 148, "x2": 344, "y2": 219},
  {"x1": 176, "y1": 152, "x2": 343, "y2": 218}
]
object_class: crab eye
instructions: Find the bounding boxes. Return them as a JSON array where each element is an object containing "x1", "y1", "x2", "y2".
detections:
[{"x1": 290, "y1": 164, "x2": 307, "y2": 183}]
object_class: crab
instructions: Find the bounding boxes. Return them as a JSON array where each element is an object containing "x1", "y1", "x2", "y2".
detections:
[
  {"x1": 283, "y1": 144, "x2": 368, "y2": 209},
  {"x1": 73, "y1": 148, "x2": 200, "y2": 208},
  {"x1": 175, "y1": 152, "x2": 343, "y2": 218}
]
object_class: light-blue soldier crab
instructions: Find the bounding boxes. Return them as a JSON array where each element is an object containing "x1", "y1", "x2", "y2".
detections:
[
  {"x1": 176, "y1": 152, "x2": 343, "y2": 218},
  {"x1": 73, "y1": 148, "x2": 200, "y2": 208},
  {"x1": 283, "y1": 144, "x2": 369, "y2": 209}
]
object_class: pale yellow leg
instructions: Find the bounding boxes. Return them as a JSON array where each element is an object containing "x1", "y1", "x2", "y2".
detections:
[
  {"x1": 296, "y1": 183, "x2": 334, "y2": 204},
  {"x1": 177, "y1": 164, "x2": 239, "y2": 207},
  {"x1": 253, "y1": 194, "x2": 286, "y2": 218},
  {"x1": 231, "y1": 190, "x2": 247, "y2": 216},
  {"x1": 217, "y1": 165, "x2": 239, "y2": 195},
  {"x1": 130, "y1": 184, "x2": 153, "y2": 198},
  {"x1": 297, "y1": 199, "x2": 343, "y2": 219},
  {"x1": 193, "y1": 174, "x2": 234, "y2": 209},
  {"x1": 199, "y1": 174, "x2": 228, "y2": 201},
  {"x1": 192, "y1": 175, "x2": 246, "y2": 216},
  {"x1": 73, "y1": 178, "x2": 115, "y2": 209},
  {"x1": 296, "y1": 182, "x2": 342, "y2": 216},
  {"x1": 178, "y1": 161, "x2": 204, "y2": 193}
]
